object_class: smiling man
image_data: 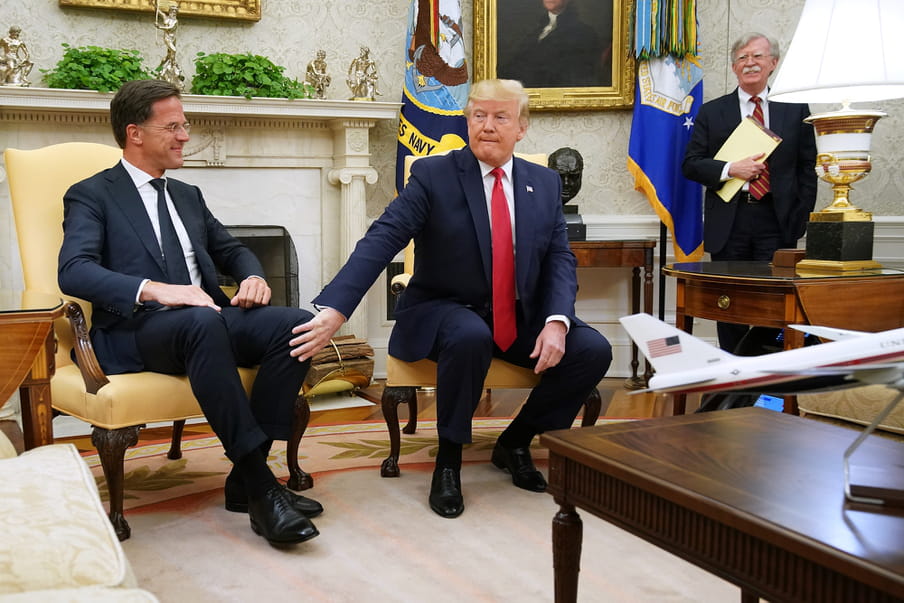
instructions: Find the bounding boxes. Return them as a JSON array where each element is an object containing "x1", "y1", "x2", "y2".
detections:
[
  {"x1": 58, "y1": 79, "x2": 324, "y2": 547},
  {"x1": 291, "y1": 79, "x2": 611, "y2": 518},
  {"x1": 682, "y1": 32, "x2": 816, "y2": 353}
]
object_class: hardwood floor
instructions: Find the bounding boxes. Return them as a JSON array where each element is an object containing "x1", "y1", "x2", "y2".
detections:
[{"x1": 0, "y1": 378, "x2": 694, "y2": 453}]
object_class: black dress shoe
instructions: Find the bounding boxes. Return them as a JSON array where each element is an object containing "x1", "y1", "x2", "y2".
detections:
[
  {"x1": 247, "y1": 484, "x2": 319, "y2": 546},
  {"x1": 225, "y1": 473, "x2": 324, "y2": 517},
  {"x1": 429, "y1": 467, "x2": 464, "y2": 518},
  {"x1": 491, "y1": 441, "x2": 547, "y2": 492}
]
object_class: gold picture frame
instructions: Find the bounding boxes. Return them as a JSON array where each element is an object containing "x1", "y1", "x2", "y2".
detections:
[
  {"x1": 474, "y1": 0, "x2": 634, "y2": 111},
  {"x1": 59, "y1": 0, "x2": 261, "y2": 22}
]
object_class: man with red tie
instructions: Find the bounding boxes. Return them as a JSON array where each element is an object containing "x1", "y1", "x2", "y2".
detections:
[
  {"x1": 290, "y1": 79, "x2": 611, "y2": 518},
  {"x1": 683, "y1": 33, "x2": 817, "y2": 352}
]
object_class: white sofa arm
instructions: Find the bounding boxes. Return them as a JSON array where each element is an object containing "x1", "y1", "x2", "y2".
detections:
[{"x1": 0, "y1": 440, "x2": 158, "y2": 601}]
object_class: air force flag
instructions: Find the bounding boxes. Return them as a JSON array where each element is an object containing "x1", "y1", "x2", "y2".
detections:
[{"x1": 628, "y1": 55, "x2": 705, "y2": 261}]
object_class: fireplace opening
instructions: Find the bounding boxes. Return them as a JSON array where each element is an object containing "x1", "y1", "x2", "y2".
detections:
[{"x1": 217, "y1": 225, "x2": 299, "y2": 308}]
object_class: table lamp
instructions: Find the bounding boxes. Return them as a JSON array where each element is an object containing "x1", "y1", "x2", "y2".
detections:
[{"x1": 769, "y1": 0, "x2": 904, "y2": 271}]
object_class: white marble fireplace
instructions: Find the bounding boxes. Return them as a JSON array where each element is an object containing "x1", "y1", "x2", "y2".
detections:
[{"x1": 0, "y1": 87, "x2": 400, "y2": 340}]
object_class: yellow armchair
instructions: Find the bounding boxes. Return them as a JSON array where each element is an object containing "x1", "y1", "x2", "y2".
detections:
[
  {"x1": 379, "y1": 152, "x2": 601, "y2": 477},
  {"x1": 5, "y1": 142, "x2": 312, "y2": 540}
]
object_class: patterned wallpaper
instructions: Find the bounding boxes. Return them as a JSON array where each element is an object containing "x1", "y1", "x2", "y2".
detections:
[{"x1": 2, "y1": 0, "x2": 903, "y2": 217}]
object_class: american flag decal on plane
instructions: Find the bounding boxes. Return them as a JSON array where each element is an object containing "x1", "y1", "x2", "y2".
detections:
[{"x1": 647, "y1": 335, "x2": 682, "y2": 358}]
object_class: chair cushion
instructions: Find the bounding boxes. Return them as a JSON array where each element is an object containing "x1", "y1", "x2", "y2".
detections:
[
  {"x1": 385, "y1": 356, "x2": 540, "y2": 389},
  {"x1": 0, "y1": 429, "x2": 16, "y2": 459},
  {"x1": 51, "y1": 365, "x2": 257, "y2": 429},
  {"x1": 0, "y1": 443, "x2": 134, "y2": 593},
  {"x1": 798, "y1": 385, "x2": 904, "y2": 435}
]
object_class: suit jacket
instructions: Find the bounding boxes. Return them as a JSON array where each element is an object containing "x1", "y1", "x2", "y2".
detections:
[
  {"x1": 58, "y1": 162, "x2": 264, "y2": 373},
  {"x1": 313, "y1": 147, "x2": 579, "y2": 362},
  {"x1": 682, "y1": 89, "x2": 817, "y2": 254}
]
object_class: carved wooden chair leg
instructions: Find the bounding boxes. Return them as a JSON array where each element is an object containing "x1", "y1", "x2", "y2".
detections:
[
  {"x1": 286, "y1": 395, "x2": 313, "y2": 491},
  {"x1": 402, "y1": 393, "x2": 418, "y2": 434},
  {"x1": 381, "y1": 386, "x2": 416, "y2": 477},
  {"x1": 91, "y1": 425, "x2": 140, "y2": 541},
  {"x1": 580, "y1": 388, "x2": 603, "y2": 427},
  {"x1": 167, "y1": 419, "x2": 186, "y2": 460}
]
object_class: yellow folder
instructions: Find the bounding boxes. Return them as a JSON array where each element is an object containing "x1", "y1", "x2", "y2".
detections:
[{"x1": 715, "y1": 117, "x2": 783, "y2": 202}]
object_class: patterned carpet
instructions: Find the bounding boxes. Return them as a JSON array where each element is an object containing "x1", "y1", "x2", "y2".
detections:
[{"x1": 79, "y1": 418, "x2": 738, "y2": 602}]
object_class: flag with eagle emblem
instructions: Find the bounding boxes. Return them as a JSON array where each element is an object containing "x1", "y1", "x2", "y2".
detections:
[{"x1": 395, "y1": 0, "x2": 470, "y2": 192}]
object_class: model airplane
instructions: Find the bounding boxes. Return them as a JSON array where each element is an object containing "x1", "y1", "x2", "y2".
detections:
[
  {"x1": 619, "y1": 313, "x2": 904, "y2": 395},
  {"x1": 620, "y1": 313, "x2": 904, "y2": 507}
]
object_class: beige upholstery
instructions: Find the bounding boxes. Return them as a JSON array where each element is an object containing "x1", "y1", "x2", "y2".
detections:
[
  {"x1": 798, "y1": 385, "x2": 904, "y2": 435},
  {"x1": 0, "y1": 431, "x2": 158, "y2": 601},
  {"x1": 379, "y1": 151, "x2": 601, "y2": 477},
  {"x1": 4, "y1": 143, "x2": 313, "y2": 541}
]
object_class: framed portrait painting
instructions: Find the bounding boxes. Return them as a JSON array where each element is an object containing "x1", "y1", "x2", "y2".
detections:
[
  {"x1": 474, "y1": 0, "x2": 635, "y2": 111},
  {"x1": 58, "y1": 0, "x2": 261, "y2": 22}
]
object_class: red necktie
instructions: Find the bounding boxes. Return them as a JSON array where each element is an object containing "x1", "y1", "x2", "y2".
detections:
[
  {"x1": 748, "y1": 96, "x2": 771, "y2": 200},
  {"x1": 490, "y1": 168, "x2": 516, "y2": 351}
]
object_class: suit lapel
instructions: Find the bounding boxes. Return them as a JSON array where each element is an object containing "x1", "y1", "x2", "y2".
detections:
[
  {"x1": 722, "y1": 89, "x2": 743, "y2": 127},
  {"x1": 456, "y1": 149, "x2": 494, "y2": 284},
  {"x1": 511, "y1": 158, "x2": 536, "y2": 291},
  {"x1": 768, "y1": 99, "x2": 788, "y2": 138},
  {"x1": 107, "y1": 163, "x2": 167, "y2": 274}
]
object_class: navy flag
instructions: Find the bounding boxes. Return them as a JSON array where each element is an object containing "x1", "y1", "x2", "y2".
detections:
[{"x1": 396, "y1": 0, "x2": 470, "y2": 192}]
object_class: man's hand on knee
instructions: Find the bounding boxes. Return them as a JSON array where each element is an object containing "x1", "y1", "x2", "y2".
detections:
[
  {"x1": 289, "y1": 307, "x2": 346, "y2": 362},
  {"x1": 141, "y1": 281, "x2": 221, "y2": 311},
  {"x1": 530, "y1": 321, "x2": 567, "y2": 373}
]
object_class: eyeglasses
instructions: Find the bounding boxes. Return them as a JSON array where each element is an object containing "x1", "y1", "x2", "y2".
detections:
[
  {"x1": 139, "y1": 122, "x2": 192, "y2": 135},
  {"x1": 733, "y1": 53, "x2": 772, "y2": 63}
]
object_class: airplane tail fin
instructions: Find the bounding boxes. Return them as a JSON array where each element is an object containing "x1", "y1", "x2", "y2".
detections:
[{"x1": 619, "y1": 313, "x2": 735, "y2": 375}]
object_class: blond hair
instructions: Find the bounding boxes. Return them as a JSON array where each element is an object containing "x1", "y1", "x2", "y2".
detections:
[{"x1": 464, "y1": 79, "x2": 530, "y2": 126}]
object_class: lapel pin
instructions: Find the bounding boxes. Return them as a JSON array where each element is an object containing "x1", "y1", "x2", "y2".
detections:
[{"x1": 526, "y1": 185, "x2": 534, "y2": 193}]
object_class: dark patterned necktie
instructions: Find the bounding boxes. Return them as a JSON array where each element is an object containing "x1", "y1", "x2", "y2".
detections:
[
  {"x1": 748, "y1": 96, "x2": 771, "y2": 200},
  {"x1": 490, "y1": 168, "x2": 516, "y2": 351},
  {"x1": 149, "y1": 178, "x2": 191, "y2": 285}
]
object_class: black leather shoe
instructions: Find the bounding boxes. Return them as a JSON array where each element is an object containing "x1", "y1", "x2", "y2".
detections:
[
  {"x1": 429, "y1": 467, "x2": 464, "y2": 518},
  {"x1": 248, "y1": 484, "x2": 319, "y2": 546},
  {"x1": 225, "y1": 473, "x2": 324, "y2": 517},
  {"x1": 491, "y1": 441, "x2": 547, "y2": 492}
]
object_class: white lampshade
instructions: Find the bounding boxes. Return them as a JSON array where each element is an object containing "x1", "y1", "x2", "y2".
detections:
[{"x1": 770, "y1": 0, "x2": 904, "y2": 105}]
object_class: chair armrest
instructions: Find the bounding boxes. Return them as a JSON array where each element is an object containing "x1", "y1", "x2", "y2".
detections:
[
  {"x1": 63, "y1": 301, "x2": 110, "y2": 395},
  {"x1": 390, "y1": 272, "x2": 411, "y2": 295}
]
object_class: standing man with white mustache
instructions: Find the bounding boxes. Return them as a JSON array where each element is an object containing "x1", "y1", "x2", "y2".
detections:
[{"x1": 682, "y1": 32, "x2": 816, "y2": 353}]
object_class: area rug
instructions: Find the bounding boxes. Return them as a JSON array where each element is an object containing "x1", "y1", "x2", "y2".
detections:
[{"x1": 83, "y1": 419, "x2": 739, "y2": 602}]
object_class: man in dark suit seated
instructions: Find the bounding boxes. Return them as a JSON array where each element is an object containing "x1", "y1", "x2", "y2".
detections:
[
  {"x1": 682, "y1": 32, "x2": 817, "y2": 352},
  {"x1": 58, "y1": 79, "x2": 322, "y2": 546},
  {"x1": 290, "y1": 79, "x2": 612, "y2": 518}
]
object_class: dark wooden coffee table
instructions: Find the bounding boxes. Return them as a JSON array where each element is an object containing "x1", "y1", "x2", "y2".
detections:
[{"x1": 540, "y1": 408, "x2": 904, "y2": 602}]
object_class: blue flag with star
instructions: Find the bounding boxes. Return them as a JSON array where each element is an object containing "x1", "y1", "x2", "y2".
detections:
[
  {"x1": 395, "y1": 0, "x2": 470, "y2": 192},
  {"x1": 627, "y1": 54, "x2": 704, "y2": 261}
]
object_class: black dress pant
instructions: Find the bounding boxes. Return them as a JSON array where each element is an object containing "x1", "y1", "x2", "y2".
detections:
[
  {"x1": 711, "y1": 197, "x2": 782, "y2": 352},
  {"x1": 427, "y1": 305, "x2": 612, "y2": 444},
  {"x1": 133, "y1": 305, "x2": 313, "y2": 462}
]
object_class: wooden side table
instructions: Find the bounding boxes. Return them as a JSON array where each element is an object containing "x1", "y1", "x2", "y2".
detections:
[
  {"x1": 0, "y1": 290, "x2": 64, "y2": 449},
  {"x1": 570, "y1": 240, "x2": 655, "y2": 388},
  {"x1": 663, "y1": 261, "x2": 904, "y2": 414}
]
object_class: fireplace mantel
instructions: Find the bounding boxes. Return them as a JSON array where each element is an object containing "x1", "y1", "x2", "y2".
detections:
[
  {"x1": 0, "y1": 86, "x2": 399, "y2": 124},
  {"x1": 0, "y1": 87, "x2": 400, "y2": 340}
]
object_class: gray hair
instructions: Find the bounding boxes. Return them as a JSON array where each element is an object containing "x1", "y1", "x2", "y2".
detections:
[{"x1": 730, "y1": 33, "x2": 781, "y2": 63}]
